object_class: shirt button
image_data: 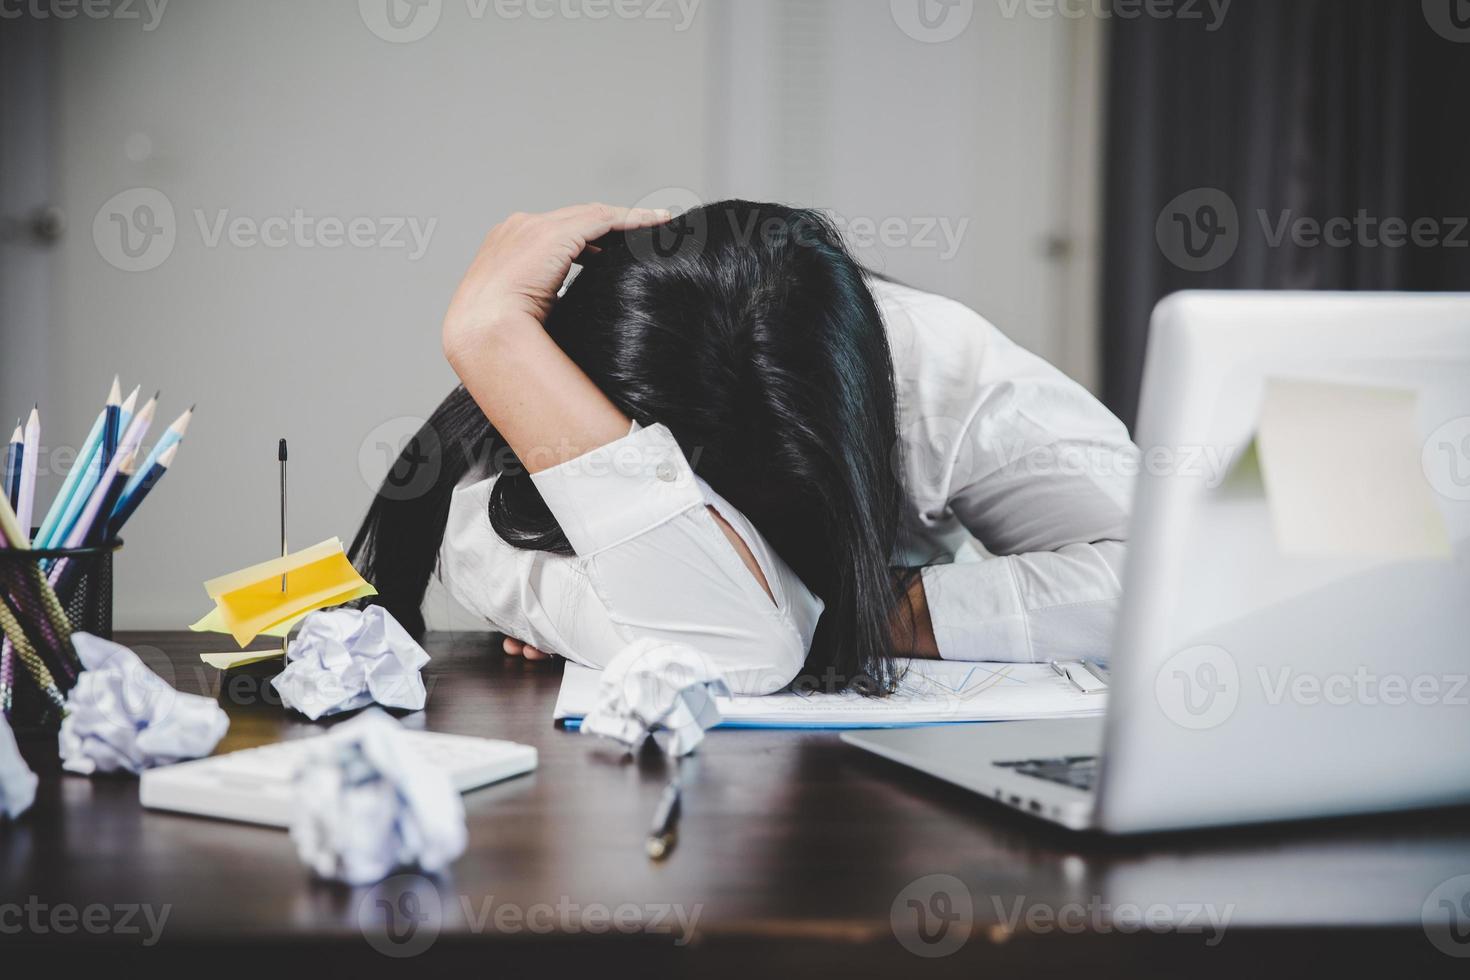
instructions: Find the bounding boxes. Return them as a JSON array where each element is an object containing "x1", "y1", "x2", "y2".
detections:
[{"x1": 655, "y1": 461, "x2": 677, "y2": 483}]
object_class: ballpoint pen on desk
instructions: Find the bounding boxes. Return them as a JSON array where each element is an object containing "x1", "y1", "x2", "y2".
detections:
[{"x1": 646, "y1": 772, "x2": 682, "y2": 861}]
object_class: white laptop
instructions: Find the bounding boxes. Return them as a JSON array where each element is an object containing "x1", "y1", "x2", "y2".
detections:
[
  {"x1": 846, "y1": 292, "x2": 1470, "y2": 833},
  {"x1": 141, "y1": 728, "x2": 537, "y2": 827}
]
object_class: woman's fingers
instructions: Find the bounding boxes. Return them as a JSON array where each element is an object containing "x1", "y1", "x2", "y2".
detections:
[
  {"x1": 551, "y1": 203, "x2": 671, "y2": 247},
  {"x1": 502, "y1": 635, "x2": 552, "y2": 660}
]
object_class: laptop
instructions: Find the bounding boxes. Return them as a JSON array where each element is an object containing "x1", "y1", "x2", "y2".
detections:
[{"x1": 845, "y1": 291, "x2": 1470, "y2": 833}]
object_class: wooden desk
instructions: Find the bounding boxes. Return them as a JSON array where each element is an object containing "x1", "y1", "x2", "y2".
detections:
[{"x1": 3, "y1": 631, "x2": 1468, "y2": 975}]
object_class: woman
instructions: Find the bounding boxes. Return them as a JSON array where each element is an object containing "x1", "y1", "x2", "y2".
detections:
[{"x1": 352, "y1": 201, "x2": 1135, "y2": 696}]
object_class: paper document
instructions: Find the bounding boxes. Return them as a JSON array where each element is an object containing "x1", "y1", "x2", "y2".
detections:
[
  {"x1": 1256, "y1": 378, "x2": 1449, "y2": 559},
  {"x1": 554, "y1": 659, "x2": 1106, "y2": 729}
]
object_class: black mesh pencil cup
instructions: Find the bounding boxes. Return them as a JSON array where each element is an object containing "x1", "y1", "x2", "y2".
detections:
[{"x1": 0, "y1": 537, "x2": 121, "y2": 732}]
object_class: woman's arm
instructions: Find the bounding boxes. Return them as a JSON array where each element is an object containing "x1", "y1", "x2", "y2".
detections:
[{"x1": 443, "y1": 206, "x2": 798, "y2": 682}]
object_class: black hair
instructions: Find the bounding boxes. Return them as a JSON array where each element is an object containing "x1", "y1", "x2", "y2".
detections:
[{"x1": 350, "y1": 200, "x2": 907, "y2": 691}]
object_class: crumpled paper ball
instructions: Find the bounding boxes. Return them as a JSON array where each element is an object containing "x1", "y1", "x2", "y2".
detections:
[
  {"x1": 290, "y1": 708, "x2": 466, "y2": 885},
  {"x1": 59, "y1": 633, "x2": 230, "y2": 776},
  {"x1": 0, "y1": 713, "x2": 37, "y2": 819},
  {"x1": 271, "y1": 605, "x2": 429, "y2": 721},
  {"x1": 581, "y1": 638, "x2": 729, "y2": 756}
]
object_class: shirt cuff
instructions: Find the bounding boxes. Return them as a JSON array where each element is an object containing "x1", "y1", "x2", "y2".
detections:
[{"x1": 529, "y1": 422, "x2": 703, "y2": 557}]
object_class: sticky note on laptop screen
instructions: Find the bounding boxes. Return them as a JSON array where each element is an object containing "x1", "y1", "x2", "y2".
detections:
[{"x1": 1256, "y1": 378, "x2": 1450, "y2": 559}]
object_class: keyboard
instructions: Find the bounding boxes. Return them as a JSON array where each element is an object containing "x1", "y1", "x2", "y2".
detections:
[
  {"x1": 140, "y1": 729, "x2": 538, "y2": 827},
  {"x1": 993, "y1": 755, "x2": 1099, "y2": 792}
]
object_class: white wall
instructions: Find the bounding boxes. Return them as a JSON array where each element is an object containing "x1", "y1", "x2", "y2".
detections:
[{"x1": 20, "y1": 0, "x2": 1100, "y2": 629}]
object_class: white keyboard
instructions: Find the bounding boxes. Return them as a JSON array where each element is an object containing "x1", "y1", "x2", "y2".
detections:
[{"x1": 140, "y1": 729, "x2": 537, "y2": 828}]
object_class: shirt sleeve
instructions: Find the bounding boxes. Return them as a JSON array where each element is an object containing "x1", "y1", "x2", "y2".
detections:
[
  {"x1": 529, "y1": 422, "x2": 823, "y2": 694},
  {"x1": 922, "y1": 344, "x2": 1136, "y2": 664}
]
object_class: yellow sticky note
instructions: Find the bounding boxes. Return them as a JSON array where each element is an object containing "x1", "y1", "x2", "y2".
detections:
[
  {"x1": 1257, "y1": 378, "x2": 1450, "y2": 559},
  {"x1": 201, "y1": 538, "x2": 377, "y2": 646},
  {"x1": 199, "y1": 650, "x2": 288, "y2": 670}
]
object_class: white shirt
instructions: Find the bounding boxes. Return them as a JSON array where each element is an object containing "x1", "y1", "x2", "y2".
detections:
[{"x1": 440, "y1": 279, "x2": 1136, "y2": 693}]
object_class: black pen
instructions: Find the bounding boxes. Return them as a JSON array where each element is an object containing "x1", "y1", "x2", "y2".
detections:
[{"x1": 645, "y1": 776, "x2": 682, "y2": 861}]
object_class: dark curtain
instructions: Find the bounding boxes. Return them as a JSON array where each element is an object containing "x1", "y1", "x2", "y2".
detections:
[{"x1": 1100, "y1": 0, "x2": 1470, "y2": 430}]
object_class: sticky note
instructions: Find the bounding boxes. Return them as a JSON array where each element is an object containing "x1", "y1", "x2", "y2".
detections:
[
  {"x1": 197, "y1": 538, "x2": 378, "y2": 647},
  {"x1": 1256, "y1": 378, "x2": 1450, "y2": 559}
]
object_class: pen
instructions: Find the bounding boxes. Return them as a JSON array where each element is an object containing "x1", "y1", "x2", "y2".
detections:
[{"x1": 645, "y1": 775, "x2": 682, "y2": 861}]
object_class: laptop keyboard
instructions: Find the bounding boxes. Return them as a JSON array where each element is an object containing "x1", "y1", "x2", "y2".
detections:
[{"x1": 993, "y1": 755, "x2": 1099, "y2": 792}]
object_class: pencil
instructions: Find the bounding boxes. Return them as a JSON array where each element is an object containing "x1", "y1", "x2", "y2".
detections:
[
  {"x1": 3, "y1": 422, "x2": 20, "y2": 509},
  {"x1": 16, "y1": 405, "x2": 39, "y2": 535},
  {"x1": 121, "y1": 404, "x2": 191, "y2": 503},
  {"x1": 109, "y1": 441, "x2": 177, "y2": 537},
  {"x1": 0, "y1": 488, "x2": 74, "y2": 660},
  {"x1": 46, "y1": 390, "x2": 150, "y2": 561},
  {"x1": 100, "y1": 375, "x2": 122, "y2": 469},
  {"x1": 35, "y1": 380, "x2": 135, "y2": 549}
]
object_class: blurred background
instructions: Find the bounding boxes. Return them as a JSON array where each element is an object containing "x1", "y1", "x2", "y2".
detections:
[{"x1": 1, "y1": 0, "x2": 1466, "y2": 629}]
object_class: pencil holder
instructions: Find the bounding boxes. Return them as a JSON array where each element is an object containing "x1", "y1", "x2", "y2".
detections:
[{"x1": 0, "y1": 537, "x2": 121, "y2": 733}]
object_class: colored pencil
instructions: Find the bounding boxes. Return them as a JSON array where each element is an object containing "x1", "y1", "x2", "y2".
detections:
[
  {"x1": 54, "y1": 396, "x2": 154, "y2": 556},
  {"x1": 34, "y1": 379, "x2": 131, "y2": 549},
  {"x1": 16, "y1": 405, "x2": 39, "y2": 535},
  {"x1": 109, "y1": 441, "x2": 177, "y2": 537},
  {"x1": 100, "y1": 375, "x2": 122, "y2": 469},
  {"x1": 121, "y1": 404, "x2": 191, "y2": 503},
  {"x1": 2, "y1": 423, "x2": 20, "y2": 509},
  {"x1": 44, "y1": 387, "x2": 141, "y2": 553}
]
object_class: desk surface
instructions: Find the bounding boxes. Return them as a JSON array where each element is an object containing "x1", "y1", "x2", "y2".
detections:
[{"x1": 3, "y1": 631, "x2": 1469, "y2": 974}]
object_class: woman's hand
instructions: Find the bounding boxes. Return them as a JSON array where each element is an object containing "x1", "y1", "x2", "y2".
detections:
[
  {"x1": 441, "y1": 204, "x2": 669, "y2": 475},
  {"x1": 502, "y1": 636, "x2": 553, "y2": 661},
  {"x1": 442, "y1": 203, "x2": 670, "y2": 360}
]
